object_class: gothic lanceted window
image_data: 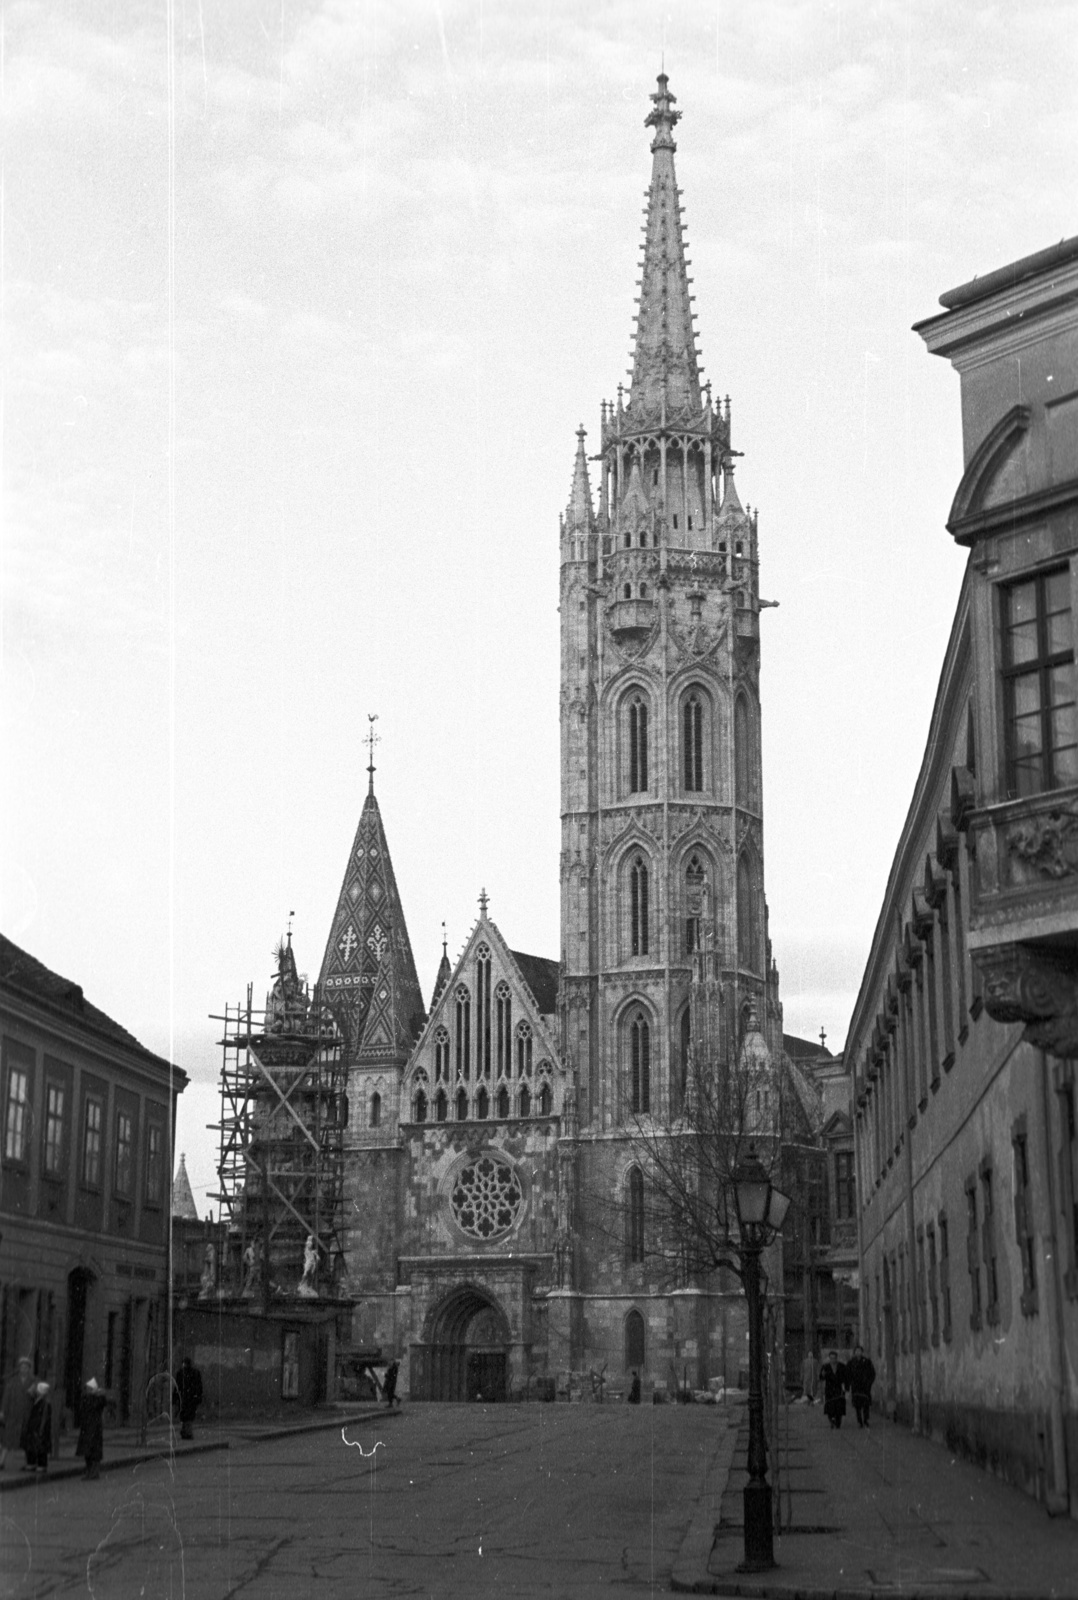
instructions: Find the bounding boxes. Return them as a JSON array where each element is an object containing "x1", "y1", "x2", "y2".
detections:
[
  {"x1": 630, "y1": 855, "x2": 650, "y2": 956},
  {"x1": 539, "y1": 1080, "x2": 553, "y2": 1116},
  {"x1": 628, "y1": 1167, "x2": 645, "y2": 1263},
  {"x1": 476, "y1": 945, "x2": 492, "y2": 1079},
  {"x1": 737, "y1": 854, "x2": 759, "y2": 971},
  {"x1": 516, "y1": 1021, "x2": 533, "y2": 1078},
  {"x1": 629, "y1": 1012, "x2": 651, "y2": 1115},
  {"x1": 735, "y1": 695, "x2": 753, "y2": 809},
  {"x1": 625, "y1": 1308, "x2": 646, "y2": 1370},
  {"x1": 683, "y1": 693, "x2": 704, "y2": 792},
  {"x1": 434, "y1": 1027, "x2": 450, "y2": 1082},
  {"x1": 414, "y1": 1089, "x2": 428, "y2": 1123},
  {"x1": 628, "y1": 694, "x2": 649, "y2": 792},
  {"x1": 456, "y1": 1087, "x2": 468, "y2": 1122},
  {"x1": 678, "y1": 1008, "x2": 691, "y2": 1112},
  {"x1": 519, "y1": 1084, "x2": 531, "y2": 1117},
  {"x1": 476, "y1": 1086, "x2": 489, "y2": 1121},
  {"x1": 1002, "y1": 568, "x2": 1078, "y2": 797},
  {"x1": 495, "y1": 983, "x2": 512, "y2": 1077},
  {"x1": 496, "y1": 1085, "x2": 509, "y2": 1119},
  {"x1": 370, "y1": 1091, "x2": 381, "y2": 1128},
  {"x1": 685, "y1": 854, "x2": 706, "y2": 953},
  {"x1": 455, "y1": 986, "x2": 471, "y2": 1080},
  {"x1": 435, "y1": 1089, "x2": 448, "y2": 1122}
]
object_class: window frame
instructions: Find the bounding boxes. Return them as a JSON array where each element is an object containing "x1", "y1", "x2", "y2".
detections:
[
  {"x1": 42, "y1": 1079, "x2": 66, "y2": 1179},
  {"x1": 4, "y1": 1060, "x2": 31, "y2": 1166},
  {"x1": 81, "y1": 1095, "x2": 104, "y2": 1190},
  {"x1": 144, "y1": 1120, "x2": 164, "y2": 1206},
  {"x1": 1001, "y1": 565, "x2": 1077, "y2": 798},
  {"x1": 114, "y1": 1109, "x2": 135, "y2": 1198}
]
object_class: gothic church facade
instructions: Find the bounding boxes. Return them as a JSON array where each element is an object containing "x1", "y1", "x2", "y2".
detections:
[{"x1": 323, "y1": 76, "x2": 787, "y2": 1399}]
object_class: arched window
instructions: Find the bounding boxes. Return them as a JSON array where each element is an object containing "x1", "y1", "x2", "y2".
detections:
[
  {"x1": 735, "y1": 696, "x2": 753, "y2": 807},
  {"x1": 434, "y1": 1027, "x2": 450, "y2": 1082},
  {"x1": 539, "y1": 1081, "x2": 553, "y2": 1116},
  {"x1": 628, "y1": 1170, "x2": 645, "y2": 1265},
  {"x1": 623, "y1": 582, "x2": 632, "y2": 599},
  {"x1": 678, "y1": 1008, "x2": 691, "y2": 1113},
  {"x1": 516, "y1": 1021, "x2": 533, "y2": 1079},
  {"x1": 476, "y1": 946, "x2": 492, "y2": 1079},
  {"x1": 496, "y1": 1085, "x2": 509, "y2": 1119},
  {"x1": 413, "y1": 1090, "x2": 427, "y2": 1123},
  {"x1": 625, "y1": 1308, "x2": 646, "y2": 1371},
  {"x1": 738, "y1": 855, "x2": 758, "y2": 971},
  {"x1": 495, "y1": 982, "x2": 512, "y2": 1077},
  {"x1": 455, "y1": 1087, "x2": 468, "y2": 1122},
  {"x1": 683, "y1": 692, "x2": 703, "y2": 792},
  {"x1": 476, "y1": 1086, "x2": 489, "y2": 1121},
  {"x1": 630, "y1": 855, "x2": 649, "y2": 956},
  {"x1": 629, "y1": 1012, "x2": 651, "y2": 1114},
  {"x1": 519, "y1": 1084, "x2": 531, "y2": 1118},
  {"x1": 685, "y1": 854, "x2": 705, "y2": 953},
  {"x1": 639, "y1": 582, "x2": 648, "y2": 598},
  {"x1": 435, "y1": 1089, "x2": 448, "y2": 1123},
  {"x1": 370, "y1": 1091, "x2": 381, "y2": 1129},
  {"x1": 628, "y1": 694, "x2": 649, "y2": 792},
  {"x1": 455, "y1": 986, "x2": 471, "y2": 1080}
]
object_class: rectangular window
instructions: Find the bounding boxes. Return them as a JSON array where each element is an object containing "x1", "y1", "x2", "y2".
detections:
[
  {"x1": 834, "y1": 1151, "x2": 856, "y2": 1220},
  {"x1": 115, "y1": 1111, "x2": 133, "y2": 1196},
  {"x1": 927, "y1": 1224, "x2": 940, "y2": 1346},
  {"x1": 1002, "y1": 567, "x2": 1078, "y2": 797},
  {"x1": 981, "y1": 1160, "x2": 1000, "y2": 1325},
  {"x1": 939, "y1": 1211, "x2": 952, "y2": 1342},
  {"x1": 966, "y1": 1177, "x2": 982, "y2": 1331},
  {"x1": 43, "y1": 1082, "x2": 65, "y2": 1176},
  {"x1": 917, "y1": 1226, "x2": 928, "y2": 1349},
  {"x1": 82, "y1": 1099, "x2": 103, "y2": 1188},
  {"x1": 1011, "y1": 1115, "x2": 1038, "y2": 1315},
  {"x1": 145, "y1": 1124, "x2": 163, "y2": 1205},
  {"x1": 4, "y1": 1066, "x2": 30, "y2": 1163}
]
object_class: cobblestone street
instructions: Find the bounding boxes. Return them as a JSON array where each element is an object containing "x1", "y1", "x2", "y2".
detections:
[{"x1": 0, "y1": 1403, "x2": 722, "y2": 1598}]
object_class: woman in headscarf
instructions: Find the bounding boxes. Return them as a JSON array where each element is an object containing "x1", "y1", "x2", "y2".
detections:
[
  {"x1": 21, "y1": 1381, "x2": 53, "y2": 1473},
  {"x1": 77, "y1": 1377, "x2": 108, "y2": 1479}
]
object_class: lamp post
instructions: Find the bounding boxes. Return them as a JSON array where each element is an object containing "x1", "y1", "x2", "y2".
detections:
[{"x1": 733, "y1": 1144, "x2": 791, "y2": 1573}]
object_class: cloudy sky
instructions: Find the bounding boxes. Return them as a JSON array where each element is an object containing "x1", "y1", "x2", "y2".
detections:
[{"x1": 3, "y1": 0, "x2": 1077, "y2": 1212}]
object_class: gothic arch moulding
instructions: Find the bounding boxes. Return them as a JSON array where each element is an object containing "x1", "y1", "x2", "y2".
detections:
[
  {"x1": 947, "y1": 403, "x2": 1032, "y2": 542},
  {"x1": 674, "y1": 681, "x2": 715, "y2": 796},
  {"x1": 734, "y1": 690, "x2": 760, "y2": 811}
]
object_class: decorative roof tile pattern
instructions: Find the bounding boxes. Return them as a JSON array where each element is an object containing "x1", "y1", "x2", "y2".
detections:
[
  {"x1": 171, "y1": 1153, "x2": 199, "y2": 1220},
  {"x1": 317, "y1": 785, "x2": 425, "y2": 1060}
]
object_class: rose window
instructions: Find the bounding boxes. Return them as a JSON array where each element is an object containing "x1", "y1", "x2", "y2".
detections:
[{"x1": 450, "y1": 1156, "x2": 523, "y2": 1240}]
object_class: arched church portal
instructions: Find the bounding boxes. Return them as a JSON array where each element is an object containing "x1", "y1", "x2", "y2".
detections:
[{"x1": 420, "y1": 1285, "x2": 510, "y2": 1402}]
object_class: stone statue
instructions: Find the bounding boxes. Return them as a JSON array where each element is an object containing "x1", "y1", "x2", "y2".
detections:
[
  {"x1": 198, "y1": 1240, "x2": 217, "y2": 1300},
  {"x1": 297, "y1": 1234, "x2": 319, "y2": 1298},
  {"x1": 241, "y1": 1239, "x2": 262, "y2": 1298}
]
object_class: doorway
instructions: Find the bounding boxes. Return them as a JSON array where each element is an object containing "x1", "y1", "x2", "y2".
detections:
[
  {"x1": 424, "y1": 1287, "x2": 510, "y2": 1401},
  {"x1": 64, "y1": 1270, "x2": 91, "y2": 1421}
]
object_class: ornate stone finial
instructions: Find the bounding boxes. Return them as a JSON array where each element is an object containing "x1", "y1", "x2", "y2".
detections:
[
  {"x1": 366, "y1": 713, "x2": 380, "y2": 793},
  {"x1": 286, "y1": 910, "x2": 294, "y2": 945},
  {"x1": 479, "y1": 887, "x2": 489, "y2": 916},
  {"x1": 645, "y1": 71, "x2": 681, "y2": 152},
  {"x1": 442, "y1": 920, "x2": 448, "y2": 958}
]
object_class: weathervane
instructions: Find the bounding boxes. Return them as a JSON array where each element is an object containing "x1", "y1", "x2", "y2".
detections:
[{"x1": 366, "y1": 714, "x2": 380, "y2": 792}]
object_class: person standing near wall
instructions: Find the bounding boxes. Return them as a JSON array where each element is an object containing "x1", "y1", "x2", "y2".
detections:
[
  {"x1": 0, "y1": 1357, "x2": 34, "y2": 1470},
  {"x1": 174, "y1": 1357, "x2": 203, "y2": 1440},
  {"x1": 800, "y1": 1348, "x2": 820, "y2": 1405},
  {"x1": 846, "y1": 1344, "x2": 876, "y2": 1428},
  {"x1": 21, "y1": 1382, "x2": 53, "y2": 1474},
  {"x1": 77, "y1": 1377, "x2": 108, "y2": 1479}
]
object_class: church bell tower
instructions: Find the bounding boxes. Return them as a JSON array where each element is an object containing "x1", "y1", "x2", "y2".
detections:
[{"x1": 559, "y1": 73, "x2": 779, "y2": 1136}]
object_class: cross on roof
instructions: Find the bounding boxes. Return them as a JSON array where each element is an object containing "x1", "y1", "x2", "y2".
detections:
[
  {"x1": 819, "y1": 1027, "x2": 827, "y2": 1049},
  {"x1": 366, "y1": 714, "x2": 380, "y2": 791}
]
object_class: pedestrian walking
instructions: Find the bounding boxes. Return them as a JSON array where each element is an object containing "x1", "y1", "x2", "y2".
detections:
[
  {"x1": 800, "y1": 1348, "x2": 820, "y2": 1405},
  {"x1": 846, "y1": 1344, "x2": 876, "y2": 1428},
  {"x1": 818, "y1": 1349, "x2": 847, "y2": 1429},
  {"x1": 76, "y1": 1377, "x2": 108, "y2": 1479},
  {"x1": 628, "y1": 1371, "x2": 641, "y2": 1404},
  {"x1": 21, "y1": 1382, "x2": 53, "y2": 1474},
  {"x1": 0, "y1": 1356, "x2": 34, "y2": 1470},
  {"x1": 382, "y1": 1359, "x2": 401, "y2": 1408},
  {"x1": 174, "y1": 1356, "x2": 203, "y2": 1440}
]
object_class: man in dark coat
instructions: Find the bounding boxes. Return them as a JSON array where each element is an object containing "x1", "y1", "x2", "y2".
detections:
[
  {"x1": 818, "y1": 1349, "x2": 847, "y2": 1429},
  {"x1": 76, "y1": 1377, "x2": 108, "y2": 1478},
  {"x1": 846, "y1": 1344, "x2": 877, "y2": 1428},
  {"x1": 382, "y1": 1360, "x2": 401, "y2": 1409},
  {"x1": 628, "y1": 1371, "x2": 641, "y2": 1404},
  {"x1": 21, "y1": 1382, "x2": 53, "y2": 1473},
  {"x1": 0, "y1": 1356, "x2": 34, "y2": 1470},
  {"x1": 175, "y1": 1357, "x2": 203, "y2": 1440}
]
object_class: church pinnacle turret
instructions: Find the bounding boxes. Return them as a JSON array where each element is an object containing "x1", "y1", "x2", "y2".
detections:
[{"x1": 630, "y1": 72, "x2": 701, "y2": 419}]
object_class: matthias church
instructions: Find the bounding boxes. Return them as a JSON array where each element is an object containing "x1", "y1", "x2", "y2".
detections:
[{"x1": 255, "y1": 76, "x2": 826, "y2": 1400}]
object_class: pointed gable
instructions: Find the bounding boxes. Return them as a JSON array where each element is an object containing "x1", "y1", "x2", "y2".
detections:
[
  {"x1": 404, "y1": 904, "x2": 563, "y2": 1124},
  {"x1": 171, "y1": 1153, "x2": 199, "y2": 1221},
  {"x1": 318, "y1": 780, "x2": 425, "y2": 1060}
]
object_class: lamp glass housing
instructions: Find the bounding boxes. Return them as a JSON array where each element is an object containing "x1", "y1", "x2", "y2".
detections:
[
  {"x1": 734, "y1": 1166, "x2": 770, "y2": 1226},
  {"x1": 766, "y1": 1186, "x2": 791, "y2": 1233}
]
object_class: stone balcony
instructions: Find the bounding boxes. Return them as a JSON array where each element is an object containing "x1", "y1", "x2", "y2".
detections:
[
  {"x1": 966, "y1": 784, "x2": 1078, "y2": 1057},
  {"x1": 605, "y1": 598, "x2": 656, "y2": 642}
]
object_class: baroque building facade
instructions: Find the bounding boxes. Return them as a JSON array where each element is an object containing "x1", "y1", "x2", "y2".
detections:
[{"x1": 849, "y1": 236, "x2": 1078, "y2": 1514}]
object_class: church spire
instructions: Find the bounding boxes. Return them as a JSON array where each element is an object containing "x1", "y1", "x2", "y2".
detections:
[
  {"x1": 565, "y1": 426, "x2": 594, "y2": 529},
  {"x1": 629, "y1": 72, "x2": 701, "y2": 420},
  {"x1": 317, "y1": 753, "x2": 425, "y2": 1060}
]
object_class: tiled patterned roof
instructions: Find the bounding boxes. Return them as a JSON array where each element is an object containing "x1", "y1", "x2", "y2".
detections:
[{"x1": 509, "y1": 951, "x2": 559, "y2": 1015}]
